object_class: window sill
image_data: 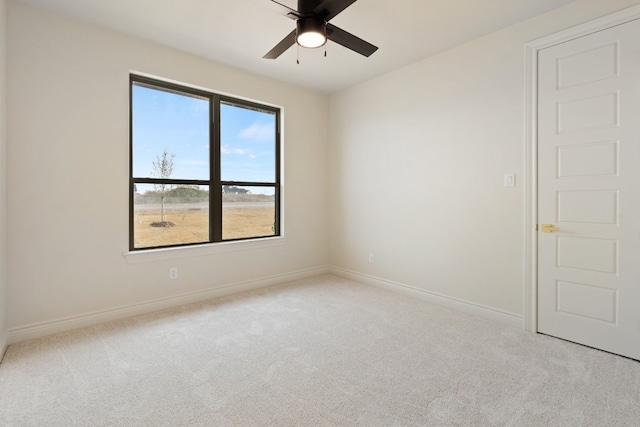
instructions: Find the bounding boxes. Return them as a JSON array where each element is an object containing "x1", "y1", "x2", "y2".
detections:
[{"x1": 124, "y1": 236, "x2": 287, "y2": 264}]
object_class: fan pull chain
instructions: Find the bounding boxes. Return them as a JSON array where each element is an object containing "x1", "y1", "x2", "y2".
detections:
[{"x1": 297, "y1": 44, "x2": 300, "y2": 65}]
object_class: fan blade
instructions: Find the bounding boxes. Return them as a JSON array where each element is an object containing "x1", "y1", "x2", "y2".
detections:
[
  {"x1": 263, "y1": 29, "x2": 297, "y2": 59},
  {"x1": 313, "y1": 0, "x2": 357, "y2": 21},
  {"x1": 326, "y1": 23, "x2": 378, "y2": 57},
  {"x1": 262, "y1": 0, "x2": 301, "y2": 19}
]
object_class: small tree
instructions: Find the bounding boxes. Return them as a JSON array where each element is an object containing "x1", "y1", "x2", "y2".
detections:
[{"x1": 151, "y1": 148, "x2": 175, "y2": 226}]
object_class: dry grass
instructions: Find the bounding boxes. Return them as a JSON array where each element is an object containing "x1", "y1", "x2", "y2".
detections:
[
  {"x1": 133, "y1": 208, "x2": 275, "y2": 248},
  {"x1": 221, "y1": 208, "x2": 275, "y2": 240}
]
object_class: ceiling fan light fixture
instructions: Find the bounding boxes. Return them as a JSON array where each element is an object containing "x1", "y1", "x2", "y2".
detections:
[{"x1": 296, "y1": 16, "x2": 327, "y2": 48}]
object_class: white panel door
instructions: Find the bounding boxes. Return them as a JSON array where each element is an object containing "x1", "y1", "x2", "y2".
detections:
[{"x1": 538, "y1": 19, "x2": 640, "y2": 360}]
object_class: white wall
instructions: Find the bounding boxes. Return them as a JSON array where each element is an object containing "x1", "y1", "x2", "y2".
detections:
[
  {"x1": 0, "y1": 0, "x2": 7, "y2": 355},
  {"x1": 6, "y1": 1, "x2": 329, "y2": 337},
  {"x1": 329, "y1": 0, "x2": 640, "y2": 318}
]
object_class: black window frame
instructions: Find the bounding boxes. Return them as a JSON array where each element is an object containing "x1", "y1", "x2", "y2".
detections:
[{"x1": 129, "y1": 75, "x2": 281, "y2": 251}]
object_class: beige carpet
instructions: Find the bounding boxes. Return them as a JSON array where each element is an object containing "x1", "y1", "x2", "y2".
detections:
[{"x1": 1, "y1": 274, "x2": 639, "y2": 426}]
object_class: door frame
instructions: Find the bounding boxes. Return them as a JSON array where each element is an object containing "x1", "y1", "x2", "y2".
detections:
[{"x1": 524, "y1": 4, "x2": 640, "y2": 333}]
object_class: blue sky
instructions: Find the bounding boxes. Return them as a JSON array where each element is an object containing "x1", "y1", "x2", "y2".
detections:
[{"x1": 132, "y1": 84, "x2": 276, "y2": 185}]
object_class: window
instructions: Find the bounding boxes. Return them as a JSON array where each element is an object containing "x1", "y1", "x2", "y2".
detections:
[{"x1": 130, "y1": 75, "x2": 280, "y2": 250}]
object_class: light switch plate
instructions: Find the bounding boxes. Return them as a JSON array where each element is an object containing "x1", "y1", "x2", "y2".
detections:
[{"x1": 504, "y1": 173, "x2": 516, "y2": 187}]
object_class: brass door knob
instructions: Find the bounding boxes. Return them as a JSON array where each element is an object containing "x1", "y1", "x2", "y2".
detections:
[{"x1": 540, "y1": 224, "x2": 560, "y2": 233}]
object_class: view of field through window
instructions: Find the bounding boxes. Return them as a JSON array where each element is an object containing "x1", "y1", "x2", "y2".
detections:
[
  {"x1": 133, "y1": 184, "x2": 275, "y2": 248},
  {"x1": 131, "y1": 77, "x2": 279, "y2": 249}
]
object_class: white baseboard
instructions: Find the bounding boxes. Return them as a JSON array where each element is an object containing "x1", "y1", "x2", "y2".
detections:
[
  {"x1": 7, "y1": 266, "x2": 330, "y2": 344},
  {"x1": 6, "y1": 265, "x2": 523, "y2": 345},
  {"x1": 330, "y1": 267, "x2": 524, "y2": 329}
]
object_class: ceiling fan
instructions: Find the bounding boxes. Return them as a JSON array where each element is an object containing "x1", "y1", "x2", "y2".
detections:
[{"x1": 262, "y1": 0, "x2": 378, "y2": 59}]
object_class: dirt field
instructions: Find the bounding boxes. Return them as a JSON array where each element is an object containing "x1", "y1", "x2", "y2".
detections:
[{"x1": 133, "y1": 208, "x2": 275, "y2": 248}]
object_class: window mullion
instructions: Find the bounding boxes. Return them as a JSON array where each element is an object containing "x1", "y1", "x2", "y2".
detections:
[{"x1": 212, "y1": 95, "x2": 222, "y2": 242}]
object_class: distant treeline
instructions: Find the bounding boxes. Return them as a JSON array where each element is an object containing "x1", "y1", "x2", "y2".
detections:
[
  {"x1": 135, "y1": 185, "x2": 274, "y2": 204},
  {"x1": 135, "y1": 186, "x2": 209, "y2": 204}
]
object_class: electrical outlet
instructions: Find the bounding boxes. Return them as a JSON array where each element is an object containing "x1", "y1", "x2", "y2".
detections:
[
  {"x1": 368, "y1": 253, "x2": 375, "y2": 263},
  {"x1": 169, "y1": 267, "x2": 178, "y2": 280}
]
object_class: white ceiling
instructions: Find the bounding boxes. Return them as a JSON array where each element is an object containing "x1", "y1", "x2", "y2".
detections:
[{"x1": 18, "y1": 0, "x2": 576, "y2": 93}]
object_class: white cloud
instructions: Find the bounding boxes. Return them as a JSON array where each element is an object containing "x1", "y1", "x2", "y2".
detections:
[
  {"x1": 221, "y1": 145, "x2": 248, "y2": 156},
  {"x1": 239, "y1": 122, "x2": 273, "y2": 142}
]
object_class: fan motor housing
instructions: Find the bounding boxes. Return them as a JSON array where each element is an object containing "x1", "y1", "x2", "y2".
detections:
[
  {"x1": 297, "y1": 0, "x2": 318, "y2": 14},
  {"x1": 296, "y1": 16, "x2": 327, "y2": 48}
]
